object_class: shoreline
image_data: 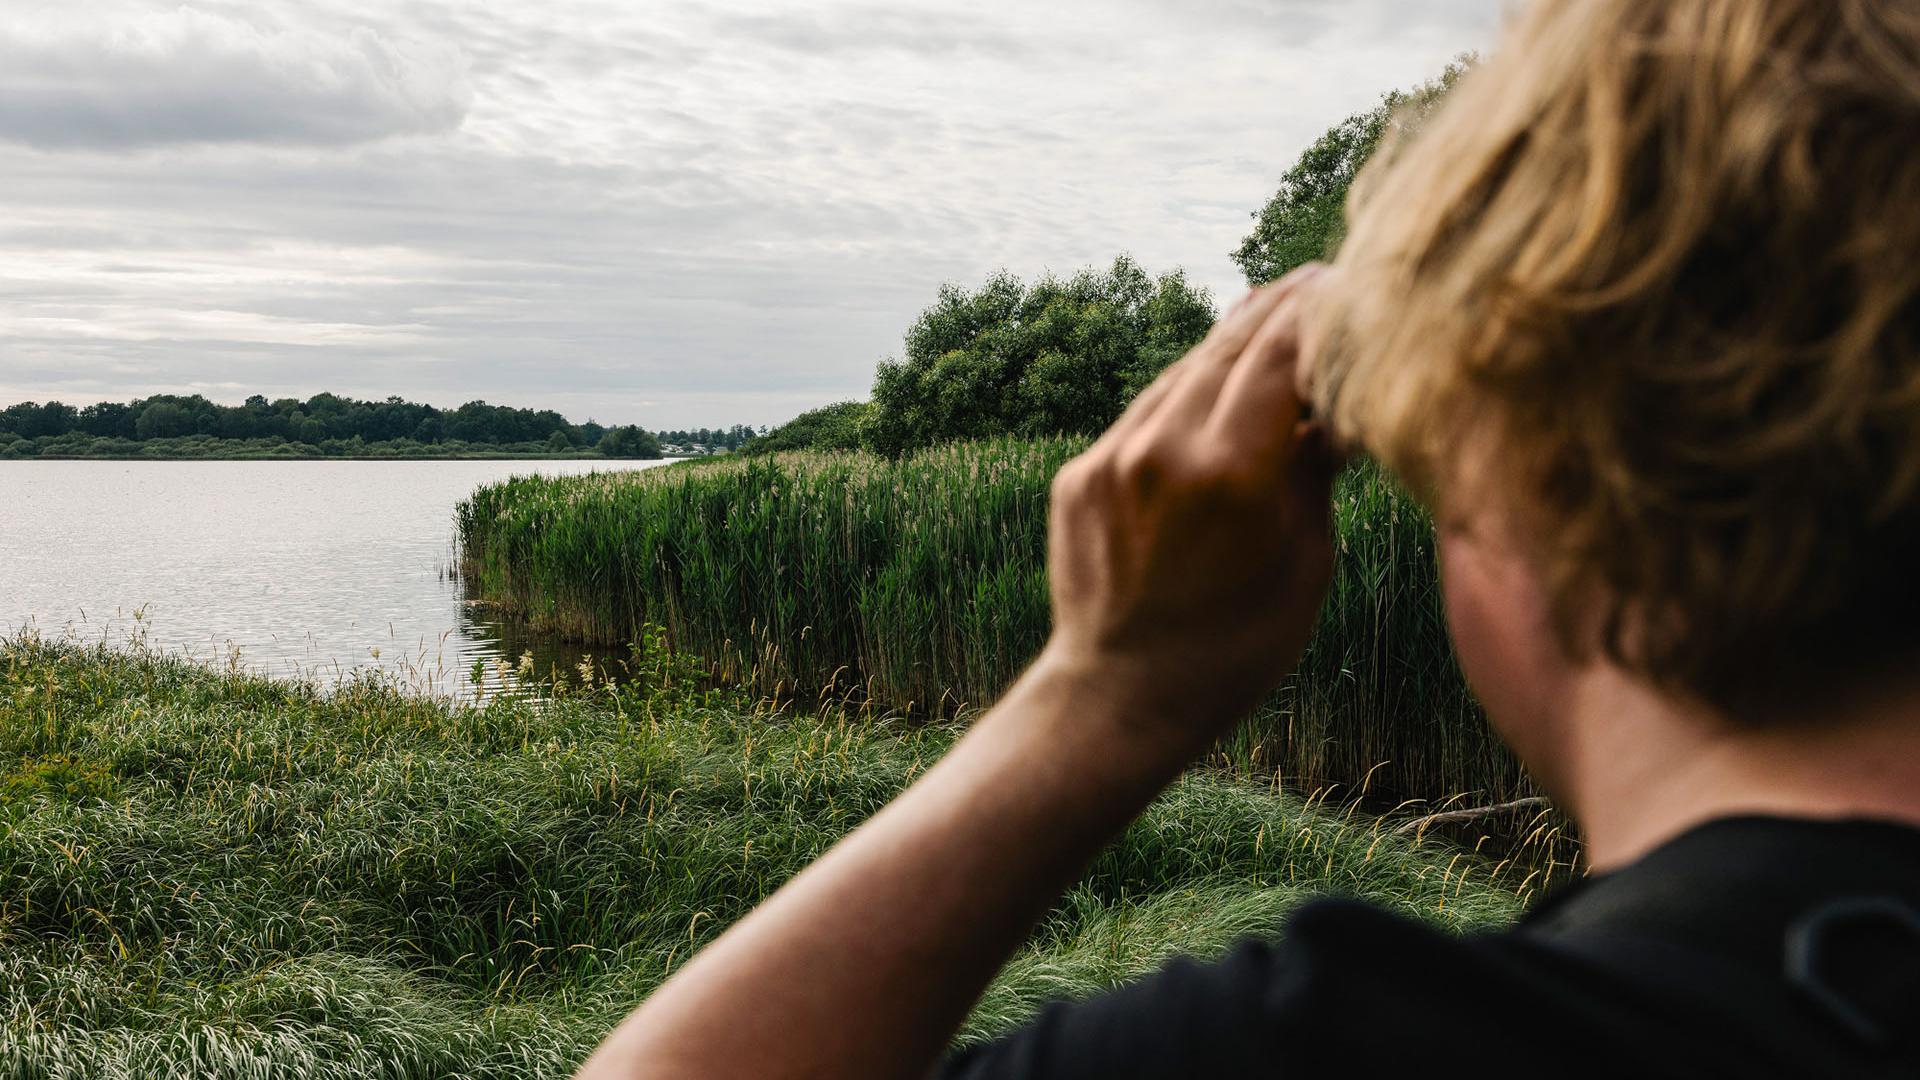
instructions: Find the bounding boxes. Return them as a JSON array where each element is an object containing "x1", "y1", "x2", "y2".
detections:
[{"x1": 13, "y1": 453, "x2": 706, "y2": 462}]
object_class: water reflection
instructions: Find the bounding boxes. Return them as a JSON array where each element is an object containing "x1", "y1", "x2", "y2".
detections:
[{"x1": 452, "y1": 590, "x2": 633, "y2": 692}]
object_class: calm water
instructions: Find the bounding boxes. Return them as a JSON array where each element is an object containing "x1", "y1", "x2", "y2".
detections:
[{"x1": 0, "y1": 459, "x2": 670, "y2": 691}]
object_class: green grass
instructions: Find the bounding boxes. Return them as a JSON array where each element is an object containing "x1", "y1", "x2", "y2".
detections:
[
  {"x1": 0, "y1": 634, "x2": 1527, "y2": 1078},
  {"x1": 455, "y1": 440, "x2": 1528, "y2": 804}
]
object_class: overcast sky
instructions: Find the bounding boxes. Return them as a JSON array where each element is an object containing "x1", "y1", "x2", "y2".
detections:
[{"x1": 0, "y1": 0, "x2": 1505, "y2": 429}]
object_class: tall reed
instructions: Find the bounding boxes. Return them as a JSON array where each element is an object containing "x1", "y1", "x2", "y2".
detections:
[{"x1": 455, "y1": 442, "x2": 1529, "y2": 803}]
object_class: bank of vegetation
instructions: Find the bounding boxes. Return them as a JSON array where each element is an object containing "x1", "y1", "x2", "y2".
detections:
[
  {"x1": 457, "y1": 443, "x2": 1519, "y2": 804},
  {"x1": 0, "y1": 393, "x2": 767, "y2": 461},
  {"x1": 0, "y1": 635, "x2": 1525, "y2": 1077}
]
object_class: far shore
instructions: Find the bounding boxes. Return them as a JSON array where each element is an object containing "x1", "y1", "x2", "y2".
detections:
[{"x1": 13, "y1": 453, "x2": 705, "y2": 462}]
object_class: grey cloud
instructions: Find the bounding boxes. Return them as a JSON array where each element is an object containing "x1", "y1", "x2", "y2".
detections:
[
  {"x1": 1118, "y1": 0, "x2": 1488, "y2": 41},
  {"x1": 713, "y1": 7, "x2": 1038, "y2": 58},
  {"x1": 0, "y1": 8, "x2": 470, "y2": 150},
  {"x1": 0, "y1": 0, "x2": 1505, "y2": 428}
]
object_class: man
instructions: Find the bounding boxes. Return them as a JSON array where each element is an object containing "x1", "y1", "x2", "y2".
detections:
[{"x1": 578, "y1": 0, "x2": 1920, "y2": 1075}]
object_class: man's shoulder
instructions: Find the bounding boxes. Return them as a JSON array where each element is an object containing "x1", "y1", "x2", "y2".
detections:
[
  {"x1": 945, "y1": 818, "x2": 1920, "y2": 1079},
  {"x1": 1252, "y1": 897, "x2": 1669, "y2": 1043},
  {"x1": 943, "y1": 898, "x2": 1653, "y2": 1079}
]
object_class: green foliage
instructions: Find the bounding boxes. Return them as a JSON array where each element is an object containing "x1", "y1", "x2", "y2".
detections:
[
  {"x1": 1232, "y1": 62, "x2": 1470, "y2": 286},
  {"x1": 656, "y1": 425, "x2": 759, "y2": 453},
  {"x1": 0, "y1": 401, "x2": 74, "y2": 439},
  {"x1": 0, "y1": 392, "x2": 746, "y2": 459},
  {"x1": 0, "y1": 754, "x2": 119, "y2": 807},
  {"x1": 864, "y1": 257, "x2": 1215, "y2": 457},
  {"x1": 458, "y1": 440, "x2": 1070, "y2": 716},
  {"x1": 745, "y1": 401, "x2": 872, "y2": 455},
  {"x1": 5, "y1": 432, "x2": 615, "y2": 460},
  {"x1": 457, "y1": 444, "x2": 1526, "y2": 803},
  {"x1": 0, "y1": 637, "x2": 1522, "y2": 1076},
  {"x1": 1250, "y1": 464, "x2": 1521, "y2": 802},
  {"x1": 596, "y1": 426, "x2": 663, "y2": 459},
  {"x1": 132, "y1": 400, "x2": 195, "y2": 440}
]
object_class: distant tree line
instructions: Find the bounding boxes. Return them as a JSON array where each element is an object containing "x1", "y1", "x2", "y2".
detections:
[
  {"x1": 0, "y1": 392, "x2": 763, "y2": 460},
  {"x1": 656, "y1": 426, "x2": 759, "y2": 452}
]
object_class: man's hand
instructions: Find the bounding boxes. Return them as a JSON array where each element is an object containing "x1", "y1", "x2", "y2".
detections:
[
  {"x1": 1040, "y1": 263, "x2": 1339, "y2": 752},
  {"x1": 572, "y1": 263, "x2": 1340, "y2": 1080}
]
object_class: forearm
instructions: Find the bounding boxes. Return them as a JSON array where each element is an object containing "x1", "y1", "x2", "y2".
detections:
[
  {"x1": 573, "y1": 651, "x2": 1197, "y2": 1080},
  {"x1": 574, "y1": 269, "x2": 1335, "y2": 1080}
]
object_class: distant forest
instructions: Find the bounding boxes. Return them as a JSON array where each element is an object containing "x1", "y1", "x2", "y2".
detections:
[{"x1": 0, "y1": 393, "x2": 760, "y2": 460}]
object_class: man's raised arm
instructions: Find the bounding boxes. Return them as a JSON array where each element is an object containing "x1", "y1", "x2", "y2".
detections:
[{"x1": 574, "y1": 265, "x2": 1337, "y2": 1080}]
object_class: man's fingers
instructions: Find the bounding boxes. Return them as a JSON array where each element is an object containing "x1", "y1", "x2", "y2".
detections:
[
  {"x1": 1201, "y1": 264, "x2": 1341, "y2": 463},
  {"x1": 1100, "y1": 279, "x2": 1296, "y2": 440},
  {"x1": 1148, "y1": 265, "x2": 1326, "y2": 436},
  {"x1": 1102, "y1": 361, "x2": 1190, "y2": 439},
  {"x1": 1204, "y1": 301, "x2": 1305, "y2": 444},
  {"x1": 1190, "y1": 265, "x2": 1324, "y2": 383},
  {"x1": 1288, "y1": 422, "x2": 1341, "y2": 526},
  {"x1": 1098, "y1": 262, "x2": 1327, "y2": 448}
]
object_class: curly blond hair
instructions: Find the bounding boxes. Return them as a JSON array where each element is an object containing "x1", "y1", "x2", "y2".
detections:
[{"x1": 1314, "y1": 0, "x2": 1920, "y2": 714}]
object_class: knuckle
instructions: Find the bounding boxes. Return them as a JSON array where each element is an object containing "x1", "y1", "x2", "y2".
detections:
[
  {"x1": 1200, "y1": 447, "x2": 1254, "y2": 479},
  {"x1": 1052, "y1": 456, "x2": 1109, "y2": 506},
  {"x1": 1052, "y1": 460, "x2": 1089, "y2": 501},
  {"x1": 1191, "y1": 450, "x2": 1266, "y2": 500},
  {"x1": 1112, "y1": 442, "x2": 1171, "y2": 493}
]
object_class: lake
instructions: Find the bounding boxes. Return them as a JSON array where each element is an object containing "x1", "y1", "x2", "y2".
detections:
[{"x1": 0, "y1": 458, "x2": 671, "y2": 692}]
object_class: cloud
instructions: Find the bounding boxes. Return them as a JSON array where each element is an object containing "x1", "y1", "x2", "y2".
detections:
[
  {"x1": 712, "y1": 6, "x2": 1039, "y2": 59},
  {"x1": 0, "y1": 0, "x2": 1505, "y2": 427},
  {"x1": 9, "y1": 308, "x2": 430, "y2": 347},
  {"x1": 0, "y1": 7, "x2": 470, "y2": 150}
]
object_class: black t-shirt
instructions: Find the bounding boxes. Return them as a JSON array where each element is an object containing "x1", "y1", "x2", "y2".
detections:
[{"x1": 940, "y1": 817, "x2": 1920, "y2": 1079}]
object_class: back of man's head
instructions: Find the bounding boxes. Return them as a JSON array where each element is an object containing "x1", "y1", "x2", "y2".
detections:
[{"x1": 1313, "y1": 0, "x2": 1920, "y2": 720}]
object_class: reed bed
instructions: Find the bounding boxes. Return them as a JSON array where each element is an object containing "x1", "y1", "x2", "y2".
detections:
[
  {"x1": 0, "y1": 636, "x2": 1525, "y2": 1078},
  {"x1": 456, "y1": 441, "x2": 1530, "y2": 803}
]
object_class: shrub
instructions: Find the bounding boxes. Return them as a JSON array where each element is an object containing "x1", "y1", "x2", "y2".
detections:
[{"x1": 745, "y1": 401, "x2": 872, "y2": 455}]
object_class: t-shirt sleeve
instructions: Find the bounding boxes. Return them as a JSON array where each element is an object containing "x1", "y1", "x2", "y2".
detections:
[{"x1": 934, "y1": 899, "x2": 1502, "y2": 1080}]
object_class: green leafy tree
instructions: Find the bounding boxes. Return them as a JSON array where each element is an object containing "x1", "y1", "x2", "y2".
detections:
[
  {"x1": 290, "y1": 414, "x2": 326, "y2": 445},
  {"x1": 746, "y1": 402, "x2": 872, "y2": 455},
  {"x1": 0, "y1": 402, "x2": 38, "y2": 437},
  {"x1": 866, "y1": 256, "x2": 1214, "y2": 456},
  {"x1": 0, "y1": 401, "x2": 76, "y2": 438},
  {"x1": 545, "y1": 430, "x2": 574, "y2": 454},
  {"x1": 80, "y1": 401, "x2": 136, "y2": 439},
  {"x1": 134, "y1": 401, "x2": 194, "y2": 440},
  {"x1": 598, "y1": 425, "x2": 663, "y2": 459},
  {"x1": 1232, "y1": 61, "x2": 1470, "y2": 286}
]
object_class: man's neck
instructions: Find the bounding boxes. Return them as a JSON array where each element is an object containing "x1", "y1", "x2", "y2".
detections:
[{"x1": 1559, "y1": 669, "x2": 1920, "y2": 873}]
